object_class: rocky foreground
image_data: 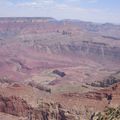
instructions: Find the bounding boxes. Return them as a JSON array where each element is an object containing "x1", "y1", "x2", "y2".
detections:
[{"x1": 0, "y1": 80, "x2": 120, "y2": 120}]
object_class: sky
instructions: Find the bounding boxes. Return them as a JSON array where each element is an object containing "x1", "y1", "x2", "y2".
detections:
[{"x1": 0, "y1": 0, "x2": 120, "y2": 24}]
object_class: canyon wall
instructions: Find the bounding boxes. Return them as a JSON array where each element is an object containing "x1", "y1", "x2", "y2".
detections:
[{"x1": 0, "y1": 17, "x2": 120, "y2": 63}]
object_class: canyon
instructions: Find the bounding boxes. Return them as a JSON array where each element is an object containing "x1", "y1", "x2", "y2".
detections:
[{"x1": 0, "y1": 17, "x2": 120, "y2": 120}]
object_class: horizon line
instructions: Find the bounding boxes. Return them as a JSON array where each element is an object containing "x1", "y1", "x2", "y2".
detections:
[{"x1": 0, "y1": 16, "x2": 119, "y2": 25}]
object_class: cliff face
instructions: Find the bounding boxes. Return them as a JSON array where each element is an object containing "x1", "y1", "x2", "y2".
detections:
[
  {"x1": 0, "y1": 95, "x2": 32, "y2": 117},
  {"x1": 32, "y1": 41, "x2": 120, "y2": 62},
  {"x1": 0, "y1": 17, "x2": 120, "y2": 62},
  {"x1": 0, "y1": 95, "x2": 81, "y2": 120}
]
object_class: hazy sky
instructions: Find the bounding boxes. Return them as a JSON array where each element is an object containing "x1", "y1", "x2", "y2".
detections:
[{"x1": 0, "y1": 0, "x2": 120, "y2": 23}]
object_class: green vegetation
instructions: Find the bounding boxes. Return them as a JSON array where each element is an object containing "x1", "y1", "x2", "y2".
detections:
[
  {"x1": 93, "y1": 107, "x2": 120, "y2": 120},
  {"x1": 90, "y1": 75, "x2": 120, "y2": 88}
]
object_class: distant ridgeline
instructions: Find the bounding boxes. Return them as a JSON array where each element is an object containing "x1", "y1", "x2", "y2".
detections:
[{"x1": 0, "y1": 17, "x2": 120, "y2": 62}]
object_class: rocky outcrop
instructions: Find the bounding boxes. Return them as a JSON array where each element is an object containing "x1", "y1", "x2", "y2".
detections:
[
  {"x1": 0, "y1": 95, "x2": 32, "y2": 117},
  {"x1": 0, "y1": 95, "x2": 81, "y2": 120},
  {"x1": 33, "y1": 102, "x2": 80, "y2": 120},
  {"x1": 28, "y1": 81, "x2": 51, "y2": 93},
  {"x1": 1, "y1": 83, "x2": 120, "y2": 120}
]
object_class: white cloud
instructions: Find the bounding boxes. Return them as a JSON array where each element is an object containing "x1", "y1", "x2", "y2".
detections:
[
  {"x1": 0, "y1": 0, "x2": 119, "y2": 24},
  {"x1": 14, "y1": 0, "x2": 55, "y2": 7},
  {"x1": 86, "y1": 0, "x2": 98, "y2": 3}
]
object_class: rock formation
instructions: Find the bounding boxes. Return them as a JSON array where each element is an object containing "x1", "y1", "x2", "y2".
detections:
[
  {"x1": 0, "y1": 95, "x2": 82, "y2": 120},
  {"x1": 0, "y1": 95, "x2": 32, "y2": 117}
]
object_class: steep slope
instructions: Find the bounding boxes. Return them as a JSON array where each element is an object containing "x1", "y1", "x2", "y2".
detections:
[
  {"x1": 0, "y1": 17, "x2": 120, "y2": 82},
  {"x1": 0, "y1": 17, "x2": 120, "y2": 62}
]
